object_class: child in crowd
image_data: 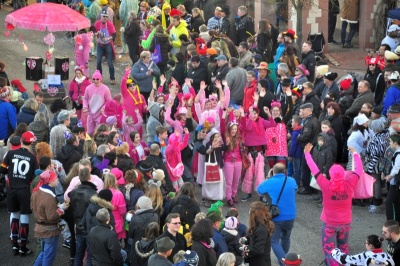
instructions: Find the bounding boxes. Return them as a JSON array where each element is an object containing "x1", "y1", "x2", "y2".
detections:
[
  {"x1": 220, "y1": 216, "x2": 243, "y2": 266},
  {"x1": 129, "y1": 131, "x2": 150, "y2": 165},
  {"x1": 321, "y1": 120, "x2": 338, "y2": 159},
  {"x1": 226, "y1": 208, "x2": 247, "y2": 238},
  {"x1": 154, "y1": 126, "x2": 168, "y2": 162},
  {"x1": 122, "y1": 109, "x2": 143, "y2": 144},
  {"x1": 288, "y1": 115, "x2": 303, "y2": 187}
]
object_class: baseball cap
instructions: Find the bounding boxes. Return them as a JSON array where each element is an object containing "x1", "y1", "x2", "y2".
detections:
[{"x1": 21, "y1": 131, "x2": 37, "y2": 144}]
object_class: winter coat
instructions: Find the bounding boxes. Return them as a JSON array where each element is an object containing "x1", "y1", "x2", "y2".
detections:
[
  {"x1": 17, "y1": 106, "x2": 36, "y2": 125},
  {"x1": 31, "y1": 185, "x2": 61, "y2": 239},
  {"x1": 129, "y1": 209, "x2": 159, "y2": 253},
  {"x1": 243, "y1": 79, "x2": 258, "y2": 113},
  {"x1": 68, "y1": 181, "x2": 98, "y2": 236},
  {"x1": 131, "y1": 59, "x2": 161, "y2": 93},
  {"x1": 327, "y1": 116, "x2": 343, "y2": 158},
  {"x1": 255, "y1": 32, "x2": 272, "y2": 63},
  {"x1": 214, "y1": 62, "x2": 230, "y2": 82},
  {"x1": 191, "y1": 240, "x2": 217, "y2": 266},
  {"x1": 265, "y1": 122, "x2": 288, "y2": 157},
  {"x1": 28, "y1": 120, "x2": 49, "y2": 153},
  {"x1": 150, "y1": 32, "x2": 172, "y2": 67},
  {"x1": 116, "y1": 154, "x2": 135, "y2": 174},
  {"x1": 89, "y1": 223, "x2": 124, "y2": 266},
  {"x1": 289, "y1": 128, "x2": 303, "y2": 158},
  {"x1": 238, "y1": 50, "x2": 253, "y2": 69},
  {"x1": 314, "y1": 77, "x2": 325, "y2": 98},
  {"x1": 126, "y1": 188, "x2": 145, "y2": 211},
  {"x1": 347, "y1": 129, "x2": 371, "y2": 156},
  {"x1": 365, "y1": 130, "x2": 390, "y2": 174},
  {"x1": 158, "y1": 229, "x2": 187, "y2": 261},
  {"x1": 172, "y1": 62, "x2": 186, "y2": 87},
  {"x1": 132, "y1": 238, "x2": 156, "y2": 266},
  {"x1": 191, "y1": 15, "x2": 204, "y2": 33},
  {"x1": 129, "y1": 141, "x2": 149, "y2": 165},
  {"x1": 301, "y1": 50, "x2": 316, "y2": 82},
  {"x1": 146, "y1": 103, "x2": 164, "y2": 143},
  {"x1": 242, "y1": 116, "x2": 276, "y2": 147},
  {"x1": 303, "y1": 90, "x2": 321, "y2": 117},
  {"x1": 109, "y1": 188, "x2": 126, "y2": 239},
  {"x1": 221, "y1": 229, "x2": 243, "y2": 266},
  {"x1": 246, "y1": 224, "x2": 272, "y2": 266},
  {"x1": 321, "y1": 82, "x2": 340, "y2": 103},
  {"x1": 341, "y1": 0, "x2": 359, "y2": 23},
  {"x1": 297, "y1": 115, "x2": 321, "y2": 147},
  {"x1": 312, "y1": 133, "x2": 334, "y2": 176},
  {"x1": 124, "y1": 19, "x2": 141, "y2": 46},
  {"x1": 187, "y1": 61, "x2": 208, "y2": 92},
  {"x1": 226, "y1": 66, "x2": 247, "y2": 102},
  {"x1": 68, "y1": 77, "x2": 91, "y2": 107},
  {"x1": 170, "y1": 20, "x2": 189, "y2": 52},
  {"x1": 345, "y1": 89, "x2": 374, "y2": 118},
  {"x1": 0, "y1": 99, "x2": 16, "y2": 141},
  {"x1": 142, "y1": 154, "x2": 175, "y2": 193},
  {"x1": 57, "y1": 144, "x2": 82, "y2": 174},
  {"x1": 83, "y1": 195, "x2": 115, "y2": 235},
  {"x1": 293, "y1": 75, "x2": 308, "y2": 87},
  {"x1": 212, "y1": 228, "x2": 228, "y2": 257},
  {"x1": 383, "y1": 83, "x2": 400, "y2": 115},
  {"x1": 364, "y1": 70, "x2": 385, "y2": 105},
  {"x1": 338, "y1": 89, "x2": 354, "y2": 115},
  {"x1": 167, "y1": 194, "x2": 201, "y2": 227},
  {"x1": 235, "y1": 14, "x2": 255, "y2": 45},
  {"x1": 148, "y1": 254, "x2": 173, "y2": 266}
]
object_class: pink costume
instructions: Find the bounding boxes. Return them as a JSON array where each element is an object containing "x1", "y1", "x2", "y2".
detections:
[
  {"x1": 265, "y1": 122, "x2": 288, "y2": 167},
  {"x1": 68, "y1": 71, "x2": 91, "y2": 120},
  {"x1": 122, "y1": 113, "x2": 143, "y2": 144},
  {"x1": 241, "y1": 115, "x2": 276, "y2": 194},
  {"x1": 83, "y1": 70, "x2": 112, "y2": 136},
  {"x1": 129, "y1": 141, "x2": 149, "y2": 165},
  {"x1": 165, "y1": 105, "x2": 186, "y2": 133},
  {"x1": 223, "y1": 128, "x2": 243, "y2": 201},
  {"x1": 165, "y1": 132, "x2": 189, "y2": 190},
  {"x1": 64, "y1": 175, "x2": 104, "y2": 201},
  {"x1": 74, "y1": 33, "x2": 93, "y2": 76},
  {"x1": 121, "y1": 69, "x2": 147, "y2": 136},
  {"x1": 109, "y1": 187, "x2": 127, "y2": 239},
  {"x1": 100, "y1": 99, "x2": 124, "y2": 128}
]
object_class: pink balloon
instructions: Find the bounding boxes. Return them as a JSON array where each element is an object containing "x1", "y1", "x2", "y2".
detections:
[{"x1": 44, "y1": 33, "x2": 55, "y2": 45}]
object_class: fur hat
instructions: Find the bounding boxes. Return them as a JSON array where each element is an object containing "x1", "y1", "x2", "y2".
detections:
[
  {"x1": 316, "y1": 65, "x2": 329, "y2": 76},
  {"x1": 137, "y1": 196, "x2": 153, "y2": 210},
  {"x1": 98, "y1": 188, "x2": 113, "y2": 202},
  {"x1": 225, "y1": 216, "x2": 238, "y2": 229},
  {"x1": 152, "y1": 169, "x2": 165, "y2": 181}
]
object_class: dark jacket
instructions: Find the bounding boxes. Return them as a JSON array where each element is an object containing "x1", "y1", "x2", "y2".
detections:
[
  {"x1": 246, "y1": 224, "x2": 272, "y2": 266},
  {"x1": 89, "y1": 223, "x2": 124, "y2": 266},
  {"x1": 191, "y1": 15, "x2": 204, "y2": 33},
  {"x1": 148, "y1": 253, "x2": 173, "y2": 266},
  {"x1": 191, "y1": 240, "x2": 218, "y2": 266},
  {"x1": 194, "y1": 0, "x2": 214, "y2": 22},
  {"x1": 116, "y1": 154, "x2": 135, "y2": 175},
  {"x1": 129, "y1": 209, "x2": 159, "y2": 259},
  {"x1": 338, "y1": 89, "x2": 354, "y2": 116},
  {"x1": 124, "y1": 19, "x2": 141, "y2": 45},
  {"x1": 301, "y1": 50, "x2": 316, "y2": 82},
  {"x1": 364, "y1": 70, "x2": 385, "y2": 105},
  {"x1": 150, "y1": 33, "x2": 172, "y2": 67},
  {"x1": 212, "y1": 228, "x2": 228, "y2": 257},
  {"x1": 289, "y1": 128, "x2": 303, "y2": 158},
  {"x1": 234, "y1": 14, "x2": 255, "y2": 45},
  {"x1": 68, "y1": 181, "x2": 97, "y2": 236},
  {"x1": 327, "y1": 115, "x2": 343, "y2": 159},
  {"x1": 314, "y1": 77, "x2": 325, "y2": 98},
  {"x1": 297, "y1": 115, "x2": 321, "y2": 147},
  {"x1": 255, "y1": 32, "x2": 273, "y2": 63},
  {"x1": 83, "y1": 195, "x2": 115, "y2": 235},
  {"x1": 132, "y1": 238, "x2": 156, "y2": 266},
  {"x1": 17, "y1": 107, "x2": 36, "y2": 125},
  {"x1": 345, "y1": 89, "x2": 374, "y2": 118},
  {"x1": 167, "y1": 194, "x2": 201, "y2": 227},
  {"x1": 187, "y1": 61, "x2": 208, "y2": 92},
  {"x1": 215, "y1": 63, "x2": 229, "y2": 82},
  {"x1": 221, "y1": 229, "x2": 243, "y2": 266},
  {"x1": 142, "y1": 154, "x2": 174, "y2": 193},
  {"x1": 303, "y1": 90, "x2": 321, "y2": 117},
  {"x1": 312, "y1": 133, "x2": 334, "y2": 176},
  {"x1": 57, "y1": 144, "x2": 81, "y2": 174},
  {"x1": 172, "y1": 62, "x2": 186, "y2": 87},
  {"x1": 28, "y1": 120, "x2": 49, "y2": 153},
  {"x1": 158, "y1": 230, "x2": 187, "y2": 262}
]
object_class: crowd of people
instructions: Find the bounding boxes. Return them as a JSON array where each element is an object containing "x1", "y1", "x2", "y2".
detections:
[{"x1": 2, "y1": 0, "x2": 400, "y2": 265}]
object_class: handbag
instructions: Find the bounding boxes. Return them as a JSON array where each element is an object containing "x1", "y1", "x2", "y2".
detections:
[
  {"x1": 310, "y1": 175, "x2": 321, "y2": 190},
  {"x1": 167, "y1": 162, "x2": 184, "y2": 182},
  {"x1": 151, "y1": 39, "x2": 162, "y2": 64},
  {"x1": 204, "y1": 151, "x2": 222, "y2": 183},
  {"x1": 353, "y1": 172, "x2": 375, "y2": 199},
  {"x1": 261, "y1": 176, "x2": 287, "y2": 218},
  {"x1": 240, "y1": 144, "x2": 251, "y2": 170}
]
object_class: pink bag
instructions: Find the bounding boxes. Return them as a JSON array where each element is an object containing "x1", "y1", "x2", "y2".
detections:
[
  {"x1": 167, "y1": 162, "x2": 184, "y2": 182},
  {"x1": 353, "y1": 172, "x2": 375, "y2": 199}
]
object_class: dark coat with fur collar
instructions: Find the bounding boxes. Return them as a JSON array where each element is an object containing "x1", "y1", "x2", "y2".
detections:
[{"x1": 82, "y1": 195, "x2": 115, "y2": 235}]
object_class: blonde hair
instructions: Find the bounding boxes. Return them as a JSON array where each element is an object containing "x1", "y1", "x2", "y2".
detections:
[
  {"x1": 83, "y1": 139, "x2": 96, "y2": 158},
  {"x1": 145, "y1": 183, "x2": 163, "y2": 214},
  {"x1": 194, "y1": 212, "x2": 206, "y2": 223},
  {"x1": 104, "y1": 173, "x2": 118, "y2": 190},
  {"x1": 192, "y1": 7, "x2": 204, "y2": 20},
  {"x1": 140, "y1": 51, "x2": 151, "y2": 59},
  {"x1": 115, "y1": 142, "x2": 129, "y2": 155},
  {"x1": 25, "y1": 99, "x2": 38, "y2": 112},
  {"x1": 34, "y1": 112, "x2": 47, "y2": 124},
  {"x1": 64, "y1": 162, "x2": 80, "y2": 189}
]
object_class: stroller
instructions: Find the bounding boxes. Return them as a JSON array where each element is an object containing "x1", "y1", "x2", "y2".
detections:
[{"x1": 307, "y1": 31, "x2": 326, "y2": 61}]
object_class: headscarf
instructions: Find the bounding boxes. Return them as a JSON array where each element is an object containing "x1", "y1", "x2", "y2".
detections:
[{"x1": 33, "y1": 170, "x2": 58, "y2": 192}]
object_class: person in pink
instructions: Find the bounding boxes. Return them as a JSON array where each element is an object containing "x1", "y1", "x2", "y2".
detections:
[
  {"x1": 129, "y1": 130, "x2": 150, "y2": 165},
  {"x1": 104, "y1": 172, "x2": 127, "y2": 240},
  {"x1": 68, "y1": 66, "x2": 92, "y2": 121},
  {"x1": 83, "y1": 70, "x2": 112, "y2": 136},
  {"x1": 304, "y1": 143, "x2": 362, "y2": 266},
  {"x1": 223, "y1": 121, "x2": 243, "y2": 207},
  {"x1": 74, "y1": 30, "x2": 93, "y2": 76},
  {"x1": 100, "y1": 94, "x2": 124, "y2": 129},
  {"x1": 165, "y1": 128, "x2": 190, "y2": 190},
  {"x1": 240, "y1": 105, "x2": 276, "y2": 202},
  {"x1": 122, "y1": 110, "x2": 143, "y2": 144},
  {"x1": 265, "y1": 100, "x2": 289, "y2": 168},
  {"x1": 120, "y1": 67, "x2": 147, "y2": 136}
]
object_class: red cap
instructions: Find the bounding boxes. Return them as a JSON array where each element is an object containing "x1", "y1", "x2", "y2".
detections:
[
  {"x1": 169, "y1": 8, "x2": 180, "y2": 17},
  {"x1": 21, "y1": 131, "x2": 37, "y2": 144},
  {"x1": 339, "y1": 78, "x2": 352, "y2": 90}
]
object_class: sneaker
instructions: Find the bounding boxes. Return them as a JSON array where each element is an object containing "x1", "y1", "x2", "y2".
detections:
[
  {"x1": 227, "y1": 199, "x2": 235, "y2": 207},
  {"x1": 342, "y1": 43, "x2": 354, "y2": 48},
  {"x1": 12, "y1": 246, "x2": 19, "y2": 256},
  {"x1": 241, "y1": 194, "x2": 252, "y2": 202},
  {"x1": 19, "y1": 248, "x2": 32, "y2": 256},
  {"x1": 111, "y1": 80, "x2": 116, "y2": 85},
  {"x1": 232, "y1": 196, "x2": 238, "y2": 204},
  {"x1": 62, "y1": 240, "x2": 71, "y2": 249}
]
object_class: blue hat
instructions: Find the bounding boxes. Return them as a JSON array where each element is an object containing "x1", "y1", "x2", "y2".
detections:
[{"x1": 215, "y1": 55, "x2": 227, "y2": 61}]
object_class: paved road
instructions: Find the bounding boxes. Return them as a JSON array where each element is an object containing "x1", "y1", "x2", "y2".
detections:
[{"x1": 0, "y1": 6, "x2": 388, "y2": 266}]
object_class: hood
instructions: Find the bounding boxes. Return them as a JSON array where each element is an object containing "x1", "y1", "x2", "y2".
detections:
[
  {"x1": 104, "y1": 100, "x2": 119, "y2": 114},
  {"x1": 29, "y1": 120, "x2": 48, "y2": 132},
  {"x1": 317, "y1": 133, "x2": 329, "y2": 147},
  {"x1": 175, "y1": 20, "x2": 188, "y2": 30},
  {"x1": 58, "y1": 145, "x2": 77, "y2": 160},
  {"x1": 135, "y1": 239, "x2": 155, "y2": 258},
  {"x1": 154, "y1": 32, "x2": 170, "y2": 43},
  {"x1": 20, "y1": 107, "x2": 37, "y2": 115},
  {"x1": 90, "y1": 195, "x2": 114, "y2": 210},
  {"x1": 149, "y1": 103, "x2": 164, "y2": 120},
  {"x1": 221, "y1": 229, "x2": 238, "y2": 243}
]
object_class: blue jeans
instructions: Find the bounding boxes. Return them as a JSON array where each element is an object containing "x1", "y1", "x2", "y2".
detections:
[
  {"x1": 340, "y1": 21, "x2": 357, "y2": 45},
  {"x1": 292, "y1": 157, "x2": 301, "y2": 187},
  {"x1": 96, "y1": 43, "x2": 115, "y2": 80},
  {"x1": 74, "y1": 235, "x2": 92, "y2": 266},
  {"x1": 271, "y1": 219, "x2": 294, "y2": 266},
  {"x1": 34, "y1": 236, "x2": 59, "y2": 266}
]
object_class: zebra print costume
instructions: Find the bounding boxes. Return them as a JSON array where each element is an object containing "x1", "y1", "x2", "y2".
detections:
[{"x1": 331, "y1": 247, "x2": 395, "y2": 265}]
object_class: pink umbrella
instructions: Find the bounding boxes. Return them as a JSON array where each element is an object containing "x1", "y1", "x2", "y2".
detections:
[{"x1": 5, "y1": 3, "x2": 90, "y2": 32}]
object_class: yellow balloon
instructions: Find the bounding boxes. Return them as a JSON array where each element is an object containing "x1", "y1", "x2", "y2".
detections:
[{"x1": 23, "y1": 44, "x2": 28, "y2": 51}]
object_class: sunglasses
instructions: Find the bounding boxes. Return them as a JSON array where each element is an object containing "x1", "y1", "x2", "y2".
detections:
[
  {"x1": 369, "y1": 64, "x2": 376, "y2": 66},
  {"x1": 93, "y1": 78, "x2": 100, "y2": 81}
]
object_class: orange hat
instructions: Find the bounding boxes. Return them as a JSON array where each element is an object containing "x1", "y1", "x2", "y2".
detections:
[{"x1": 207, "y1": 48, "x2": 217, "y2": 55}]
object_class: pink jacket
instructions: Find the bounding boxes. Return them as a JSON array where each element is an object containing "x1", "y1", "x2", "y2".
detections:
[
  {"x1": 265, "y1": 122, "x2": 288, "y2": 157},
  {"x1": 242, "y1": 116, "x2": 276, "y2": 147},
  {"x1": 68, "y1": 77, "x2": 91, "y2": 104},
  {"x1": 64, "y1": 175, "x2": 104, "y2": 201},
  {"x1": 74, "y1": 33, "x2": 91, "y2": 65},
  {"x1": 129, "y1": 141, "x2": 149, "y2": 165},
  {"x1": 100, "y1": 100, "x2": 124, "y2": 128},
  {"x1": 305, "y1": 152, "x2": 362, "y2": 225},
  {"x1": 165, "y1": 133, "x2": 189, "y2": 181},
  {"x1": 121, "y1": 69, "x2": 147, "y2": 119},
  {"x1": 122, "y1": 113, "x2": 143, "y2": 144},
  {"x1": 109, "y1": 188, "x2": 126, "y2": 239},
  {"x1": 83, "y1": 83, "x2": 112, "y2": 116}
]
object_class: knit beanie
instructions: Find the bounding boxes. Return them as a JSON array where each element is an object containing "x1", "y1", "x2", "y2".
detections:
[
  {"x1": 98, "y1": 188, "x2": 113, "y2": 202},
  {"x1": 225, "y1": 216, "x2": 238, "y2": 229},
  {"x1": 92, "y1": 70, "x2": 102, "y2": 80},
  {"x1": 137, "y1": 196, "x2": 153, "y2": 210}
]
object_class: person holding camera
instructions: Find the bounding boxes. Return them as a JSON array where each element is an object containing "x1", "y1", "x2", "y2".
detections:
[{"x1": 257, "y1": 163, "x2": 298, "y2": 266}]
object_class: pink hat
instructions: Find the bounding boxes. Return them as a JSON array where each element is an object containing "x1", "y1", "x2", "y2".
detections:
[
  {"x1": 329, "y1": 164, "x2": 345, "y2": 192},
  {"x1": 92, "y1": 70, "x2": 102, "y2": 80},
  {"x1": 206, "y1": 116, "x2": 215, "y2": 123},
  {"x1": 174, "y1": 107, "x2": 188, "y2": 118},
  {"x1": 296, "y1": 64, "x2": 309, "y2": 76},
  {"x1": 225, "y1": 216, "x2": 238, "y2": 229},
  {"x1": 110, "y1": 168, "x2": 125, "y2": 185}
]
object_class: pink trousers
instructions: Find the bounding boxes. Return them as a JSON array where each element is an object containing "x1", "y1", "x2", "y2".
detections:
[
  {"x1": 87, "y1": 112, "x2": 102, "y2": 136},
  {"x1": 242, "y1": 152, "x2": 265, "y2": 194},
  {"x1": 223, "y1": 161, "x2": 242, "y2": 200}
]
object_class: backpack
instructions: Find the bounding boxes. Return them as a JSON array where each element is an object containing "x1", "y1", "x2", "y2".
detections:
[{"x1": 378, "y1": 147, "x2": 397, "y2": 175}]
